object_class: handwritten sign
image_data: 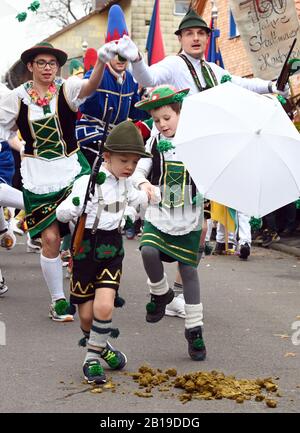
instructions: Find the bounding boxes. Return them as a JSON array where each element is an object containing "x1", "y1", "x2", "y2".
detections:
[{"x1": 229, "y1": 0, "x2": 300, "y2": 79}]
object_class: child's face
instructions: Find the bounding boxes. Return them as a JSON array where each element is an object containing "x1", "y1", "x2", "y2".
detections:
[
  {"x1": 103, "y1": 152, "x2": 140, "y2": 178},
  {"x1": 151, "y1": 105, "x2": 180, "y2": 138}
]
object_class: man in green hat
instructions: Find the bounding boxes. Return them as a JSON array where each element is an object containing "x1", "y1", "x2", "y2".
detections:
[
  {"x1": 116, "y1": 8, "x2": 289, "y2": 98},
  {"x1": 56, "y1": 120, "x2": 152, "y2": 384},
  {"x1": 0, "y1": 39, "x2": 119, "y2": 322}
]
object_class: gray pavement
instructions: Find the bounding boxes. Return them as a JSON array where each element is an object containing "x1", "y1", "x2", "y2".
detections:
[{"x1": 0, "y1": 235, "x2": 300, "y2": 413}]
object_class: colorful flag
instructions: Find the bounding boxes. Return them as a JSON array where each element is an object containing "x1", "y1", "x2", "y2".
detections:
[
  {"x1": 205, "y1": 16, "x2": 224, "y2": 68},
  {"x1": 146, "y1": 0, "x2": 165, "y2": 65},
  {"x1": 210, "y1": 202, "x2": 236, "y2": 234}
]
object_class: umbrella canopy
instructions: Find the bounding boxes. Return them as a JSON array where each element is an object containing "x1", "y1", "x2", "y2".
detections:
[{"x1": 174, "y1": 82, "x2": 300, "y2": 217}]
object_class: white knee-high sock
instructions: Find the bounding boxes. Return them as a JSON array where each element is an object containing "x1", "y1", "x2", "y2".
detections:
[
  {"x1": 184, "y1": 303, "x2": 203, "y2": 329},
  {"x1": 147, "y1": 273, "x2": 169, "y2": 296},
  {"x1": 0, "y1": 207, "x2": 7, "y2": 231},
  {"x1": 0, "y1": 184, "x2": 24, "y2": 209},
  {"x1": 40, "y1": 253, "x2": 64, "y2": 302}
]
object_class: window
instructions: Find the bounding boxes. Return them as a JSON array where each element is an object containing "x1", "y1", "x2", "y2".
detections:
[
  {"x1": 174, "y1": 1, "x2": 190, "y2": 15},
  {"x1": 229, "y1": 10, "x2": 240, "y2": 38}
]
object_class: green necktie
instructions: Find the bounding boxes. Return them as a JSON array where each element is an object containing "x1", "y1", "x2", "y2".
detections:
[{"x1": 201, "y1": 60, "x2": 214, "y2": 89}]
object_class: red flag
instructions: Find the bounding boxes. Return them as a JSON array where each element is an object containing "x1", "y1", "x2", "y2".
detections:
[{"x1": 146, "y1": 0, "x2": 165, "y2": 65}]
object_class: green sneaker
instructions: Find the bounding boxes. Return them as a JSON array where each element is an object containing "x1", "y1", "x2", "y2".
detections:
[
  {"x1": 101, "y1": 342, "x2": 127, "y2": 370},
  {"x1": 83, "y1": 359, "x2": 106, "y2": 384}
]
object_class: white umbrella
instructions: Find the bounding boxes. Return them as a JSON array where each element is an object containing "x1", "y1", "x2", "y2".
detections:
[
  {"x1": 174, "y1": 82, "x2": 300, "y2": 217},
  {"x1": 1, "y1": 2, "x2": 17, "y2": 18}
]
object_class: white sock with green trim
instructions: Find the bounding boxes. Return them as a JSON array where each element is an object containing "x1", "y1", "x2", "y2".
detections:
[{"x1": 40, "y1": 253, "x2": 64, "y2": 302}]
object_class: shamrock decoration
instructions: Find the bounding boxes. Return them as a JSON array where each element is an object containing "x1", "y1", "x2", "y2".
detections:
[
  {"x1": 73, "y1": 239, "x2": 91, "y2": 260},
  {"x1": 96, "y1": 244, "x2": 117, "y2": 259},
  {"x1": 28, "y1": 1, "x2": 40, "y2": 12},
  {"x1": 16, "y1": 1, "x2": 40, "y2": 22},
  {"x1": 249, "y1": 217, "x2": 262, "y2": 231},
  {"x1": 221, "y1": 74, "x2": 232, "y2": 84},
  {"x1": 157, "y1": 139, "x2": 175, "y2": 153},
  {"x1": 16, "y1": 12, "x2": 27, "y2": 22}
]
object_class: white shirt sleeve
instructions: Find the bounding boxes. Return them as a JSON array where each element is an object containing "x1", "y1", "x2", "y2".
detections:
[
  {"x1": 64, "y1": 76, "x2": 88, "y2": 110},
  {"x1": 131, "y1": 56, "x2": 177, "y2": 87},
  {"x1": 56, "y1": 175, "x2": 89, "y2": 223},
  {"x1": 127, "y1": 179, "x2": 149, "y2": 209}
]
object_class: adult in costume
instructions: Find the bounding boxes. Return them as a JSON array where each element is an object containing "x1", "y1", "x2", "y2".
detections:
[
  {"x1": 0, "y1": 40, "x2": 117, "y2": 319},
  {"x1": 117, "y1": 8, "x2": 289, "y2": 98},
  {"x1": 76, "y1": 5, "x2": 147, "y2": 168},
  {"x1": 132, "y1": 85, "x2": 206, "y2": 361}
]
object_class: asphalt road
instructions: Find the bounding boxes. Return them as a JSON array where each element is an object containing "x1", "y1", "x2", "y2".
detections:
[{"x1": 0, "y1": 236, "x2": 299, "y2": 413}]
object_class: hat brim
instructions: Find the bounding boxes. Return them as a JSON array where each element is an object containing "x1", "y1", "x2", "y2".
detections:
[
  {"x1": 103, "y1": 144, "x2": 152, "y2": 158},
  {"x1": 21, "y1": 46, "x2": 68, "y2": 66},
  {"x1": 135, "y1": 88, "x2": 190, "y2": 111},
  {"x1": 174, "y1": 25, "x2": 211, "y2": 35}
]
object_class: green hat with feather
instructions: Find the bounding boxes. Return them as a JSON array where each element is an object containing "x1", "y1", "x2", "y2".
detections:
[{"x1": 134, "y1": 85, "x2": 190, "y2": 111}]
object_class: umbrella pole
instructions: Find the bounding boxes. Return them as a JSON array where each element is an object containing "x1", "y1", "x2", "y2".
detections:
[{"x1": 224, "y1": 206, "x2": 228, "y2": 253}]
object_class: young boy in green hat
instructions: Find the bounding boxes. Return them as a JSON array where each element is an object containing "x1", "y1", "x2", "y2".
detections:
[
  {"x1": 132, "y1": 84, "x2": 207, "y2": 361},
  {"x1": 56, "y1": 120, "x2": 152, "y2": 384}
]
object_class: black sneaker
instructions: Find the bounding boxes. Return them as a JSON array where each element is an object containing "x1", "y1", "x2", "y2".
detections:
[
  {"x1": 185, "y1": 326, "x2": 206, "y2": 361},
  {"x1": 239, "y1": 243, "x2": 250, "y2": 260},
  {"x1": 83, "y1": 359, "x2": 106, "y2": 384},
  {"x1": 213, "y1": 242, "x2": 225, "y2": 255},
  {"x1": 101, "y1": 342, "x2": 127, "y2": 370},
  {"x1": 146, "y1": 288, "x2": 174, "y2": 323}
]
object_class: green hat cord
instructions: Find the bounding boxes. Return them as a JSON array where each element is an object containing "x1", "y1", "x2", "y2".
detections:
[{"x1": 16, "y1": 1, "x2": 40, "y2": 22}]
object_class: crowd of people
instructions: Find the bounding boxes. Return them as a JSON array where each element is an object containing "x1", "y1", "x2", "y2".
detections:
[{"x1": 0, "y1": 6, "x2": 296, "y2": 384}]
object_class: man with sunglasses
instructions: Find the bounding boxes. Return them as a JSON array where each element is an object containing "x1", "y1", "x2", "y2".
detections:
[{"x1": 0, "y1": 41, "x2": 117, "y2": 322}]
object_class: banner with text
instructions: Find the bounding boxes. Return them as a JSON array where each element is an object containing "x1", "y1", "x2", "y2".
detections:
[{"x1": 229, "y1": 0, "x2": 300, "y2": 79}]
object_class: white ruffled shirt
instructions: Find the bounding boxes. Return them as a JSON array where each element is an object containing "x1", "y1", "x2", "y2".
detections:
[
  {"x1": 56, "y1": 166, "x2": 148, "y2": 230},
  {"x1": 132, "y1": 135, "x2": 202, "y2": 236},
  {"x1": 0, "y1": 76, "x2": 87, "y2": 194}
]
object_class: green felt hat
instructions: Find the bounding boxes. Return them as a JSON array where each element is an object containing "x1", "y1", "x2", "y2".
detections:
[
  {"x1": 69, "y1": 59, "x2": 84, "y2": 76},
  {"x1": 104, "y1": 121, "x2": 152, "y2": 158},
  {"x1": 175, "y1": 9, "x2": 211, "y2": 35},
  {"x1": 135, "y1": 85, "x2": 190, "y2": 111},
  {"x1": 21, "y1": 42, "x2": 68, "y2": 66}
]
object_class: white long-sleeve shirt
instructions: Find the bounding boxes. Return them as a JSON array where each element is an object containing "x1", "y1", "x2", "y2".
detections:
[
  {"x1": 131, "y1": 51, "x2": 270, "y2": 96},
  {"x1": 56, "y1": 166, "x2": 148, "y2": 231}
]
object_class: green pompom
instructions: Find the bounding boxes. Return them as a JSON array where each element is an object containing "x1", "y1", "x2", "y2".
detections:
[
  {"x1": 28, "y1": 1, "x2": 40, "y2": 12},
  {"x1": 221, "y1": 75, "x2": 232, "y2": 84},
  {"x1": 54, "y1": 299, "x2": 69, "y2": 316},
  {"x1": 157, "y1": 139, "x2": 175, "y2": 153},
  {"x1": 193, "y1": 338, "x2": 204, "y2": 349},
  {"x1": 146, "y1": 301, "x2": 156, "y2": 313},
  {"x1": 249, "y1": 216, "x2": 262, "y2": 231},
  {"x1": 96, "y1": 172, "x2": 106, "y2": 185},
  {"x1": 72, "y1": 196, "x2": 80, "y2": 206},
  {"x1": 110, "y1": 328, "x2": 120, "y2": 338},
  {"x1": 114, "y1": 295, "x2": 125, "y2": 308},
  {"x1": 16, "y1": 12, "x2": 27, "y2": 22},
  {"x1": 295, "y1": 199, "x2": 300, "y2": 209}
]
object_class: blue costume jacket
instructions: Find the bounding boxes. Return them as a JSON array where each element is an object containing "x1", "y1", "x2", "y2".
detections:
[{"x1": 76, "y1": 66, "x2": 147, "y2": 149}]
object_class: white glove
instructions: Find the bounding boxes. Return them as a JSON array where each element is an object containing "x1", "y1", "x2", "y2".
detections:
[
  {"x1": 97, "y1": 41, "x2": 118, "y2": 63},
  {"x1": 270, "y1": 82, "x2": 290, "y2": 98},
  {"x1": 117, "y1": 35, "x2": 139, "y2": 62},
  {"x1": 123, "y1": 205, "x2": 137, "y2": 222}
]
